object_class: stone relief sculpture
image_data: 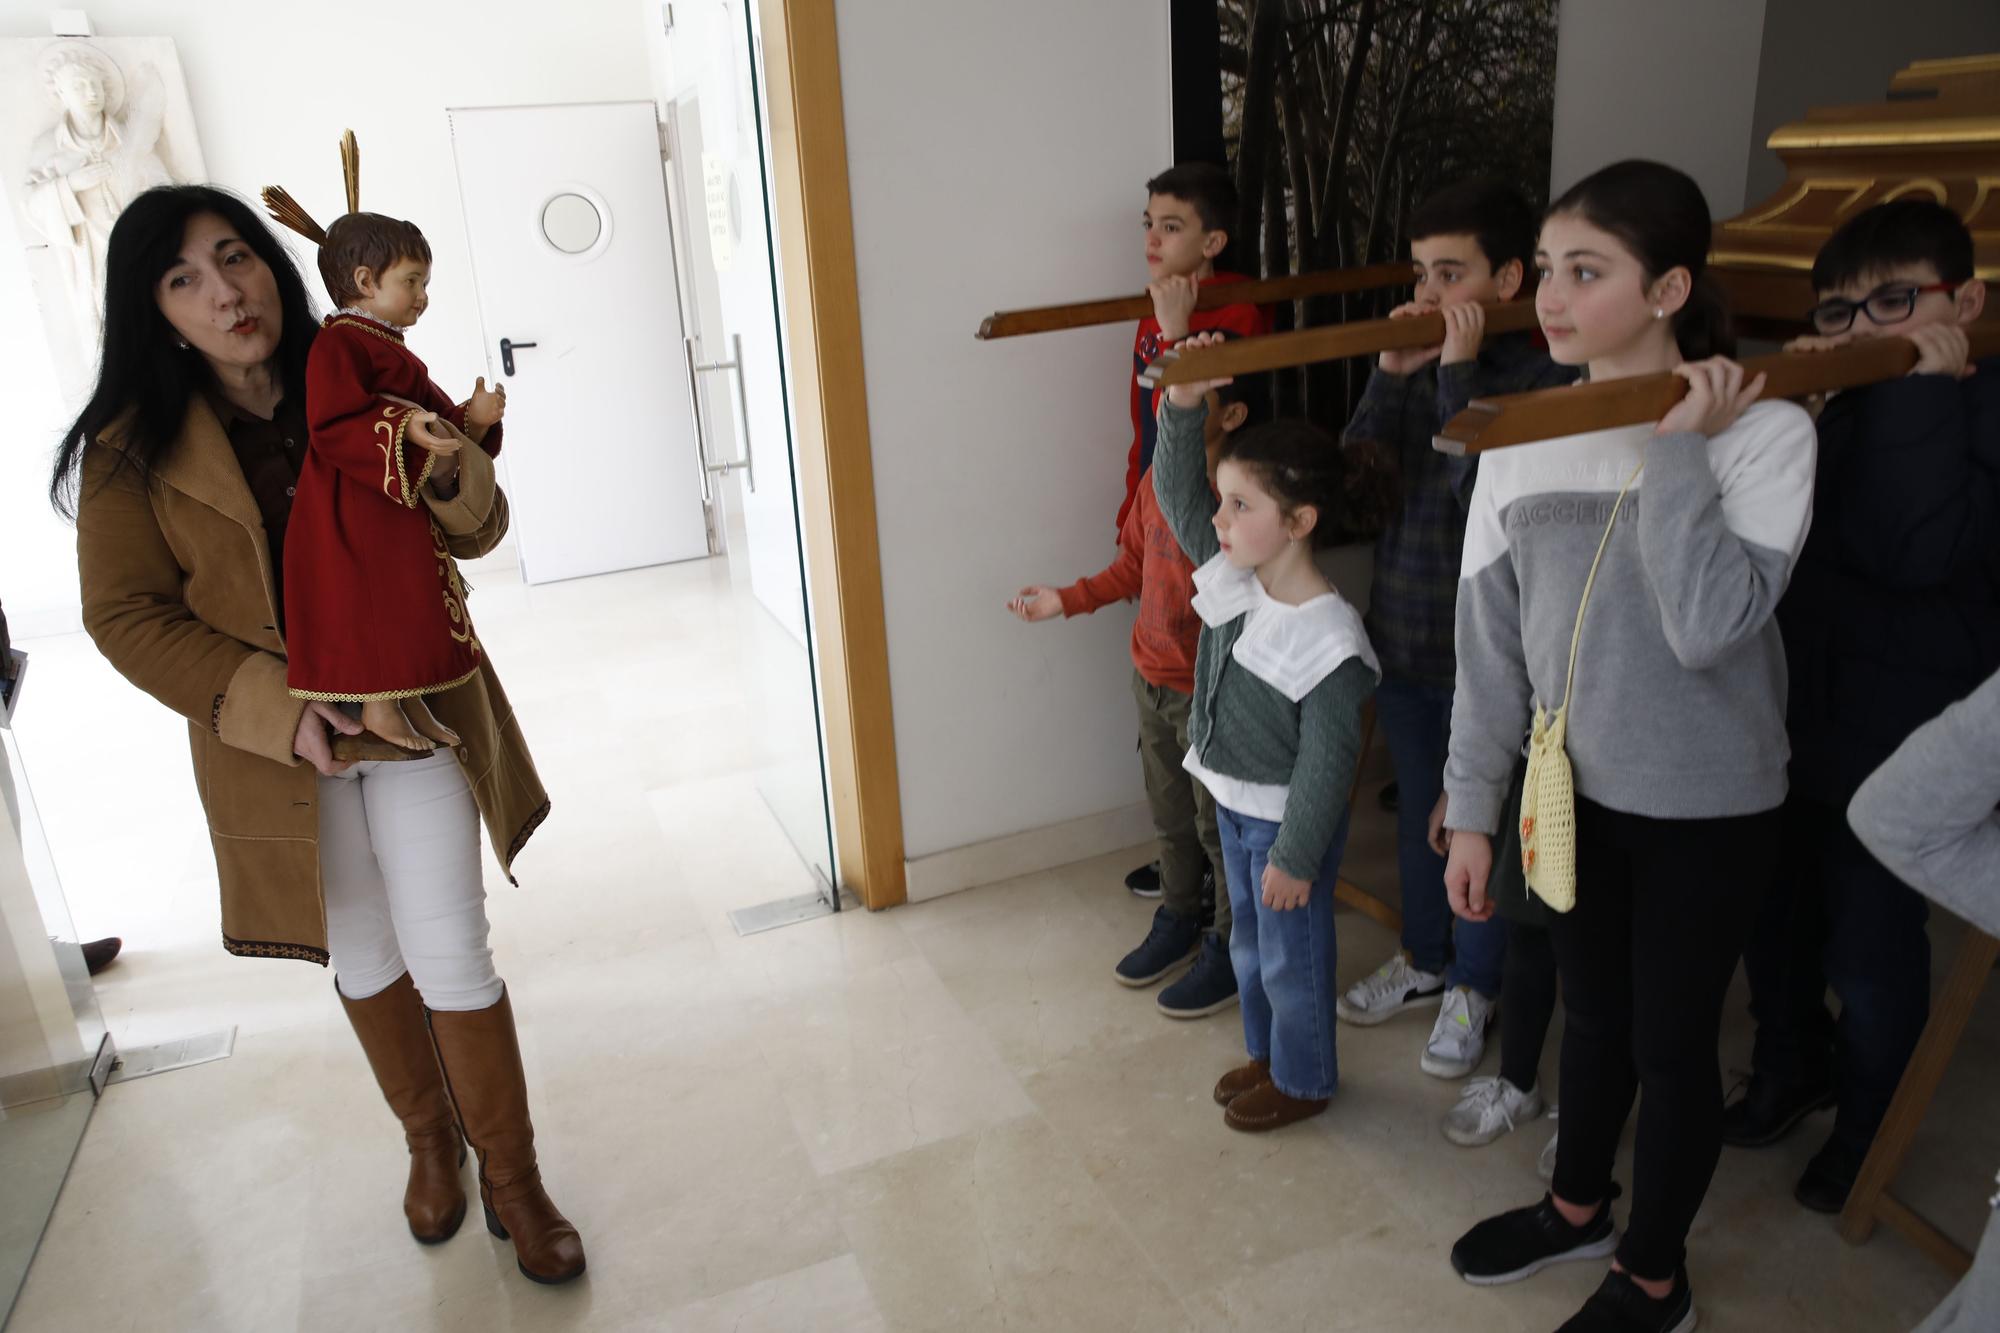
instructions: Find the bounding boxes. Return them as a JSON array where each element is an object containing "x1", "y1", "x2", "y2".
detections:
[
  {"x1": 1, "y1": 37, "x2": 205, "y2": 387},
  {"x1": 22, "y1": 42, "x2": 174, "y2": 345}
]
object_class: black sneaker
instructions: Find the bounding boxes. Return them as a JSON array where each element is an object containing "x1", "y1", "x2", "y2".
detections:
[
  {"x1": 1113, "y1": 905, "x2": 1201, "y2": 987},
  {"x1": 1719, "y1": 1070, "x2": 1835, "y2": 1148},
  {"x1": 1450, "y1": 1192, "x2": 1619, "y2": 1286},
  {"x1": 1157, "y1": 933, "x2": 1238, "y2": 1018},
  {"x1": 1124, "y1": 861, "x2": 1163, "y2": 898},
  {"x1": 1557, "y1": 1267, "x2": 1695, "y2": 1333},
  {"x1": 1794, "y1": 1135, "x2": 1865, "y2": 1214}
]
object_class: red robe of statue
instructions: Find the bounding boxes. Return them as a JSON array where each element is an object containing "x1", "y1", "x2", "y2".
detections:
[{"x1": 284, "y1": 313, "x2": 503, "y2": 702}]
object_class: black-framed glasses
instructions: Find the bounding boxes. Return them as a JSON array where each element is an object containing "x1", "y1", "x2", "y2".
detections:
[{"x1": 1808, "y1": 282, "x2": 1957, "y2": 335}]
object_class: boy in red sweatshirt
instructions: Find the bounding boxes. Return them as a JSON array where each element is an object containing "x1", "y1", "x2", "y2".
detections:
[
  {"x1": 1011, "y1": 378, "x2": 1260, "y2": 1018},
  {"x1": 1120, "y1": 162, "x2": 1272, "y2": 531},
  {"x1": 1114, "y1": 163, "x2": 1272, "y2": 901}
]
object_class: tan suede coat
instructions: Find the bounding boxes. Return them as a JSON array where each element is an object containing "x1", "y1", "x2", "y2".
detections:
[{"x1": 76, "y1": 396, "x2": 549, "y2": 964}]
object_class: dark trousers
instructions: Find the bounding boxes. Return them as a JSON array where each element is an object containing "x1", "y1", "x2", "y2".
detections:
[
  {"x1": 1546, "y1": 796, "x2": 1781, "y2": 1280},
  {"x1": 1498, "y1": 918, "x2": 1559, "y2": 1094},
  {"x1": 1132, "y1": 668, "x2": 1228, "y2": 938},
  {"x1": 1741, "y1": 794, "x2": 1932, "y2": 1154},
  {"x1": 1376, "y1": 673, "x2": 1505, "y2": 994}
]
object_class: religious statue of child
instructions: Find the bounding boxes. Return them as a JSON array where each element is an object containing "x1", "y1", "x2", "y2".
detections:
[{"x1": 264, "y1": 132, "x2": 506, "y2": 758}]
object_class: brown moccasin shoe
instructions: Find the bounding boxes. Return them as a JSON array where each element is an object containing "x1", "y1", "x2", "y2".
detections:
[
  {"x1": 1223, "y1": 1081, "x2": 1328, "y2": 1132},
  {"x1": 1212, "y1": 1059, "x2": 1272, "y2": 1106}
]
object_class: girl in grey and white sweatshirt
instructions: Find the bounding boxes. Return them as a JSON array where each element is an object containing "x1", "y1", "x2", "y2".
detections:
[{"x1": 1438, "y1": 161, "x2": 1818, "y2": 1333}]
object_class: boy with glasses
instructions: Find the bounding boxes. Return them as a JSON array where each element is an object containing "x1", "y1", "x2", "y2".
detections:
[{"x1": 1727, "y1": 199, "x2": 1998, "y2": 1214}]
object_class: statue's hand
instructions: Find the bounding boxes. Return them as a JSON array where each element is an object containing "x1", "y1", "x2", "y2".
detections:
[
  {"x1": 407, "y1": 411, "x2": 462, "y2": 456},
  {"x1": 67, "y1": 161, "x2": 113, "y2": 190}
]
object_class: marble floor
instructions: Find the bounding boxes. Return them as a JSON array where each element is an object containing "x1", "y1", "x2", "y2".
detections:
[{"x1": 4, "y1": 550, "x2": 1992, "y2": 1332}]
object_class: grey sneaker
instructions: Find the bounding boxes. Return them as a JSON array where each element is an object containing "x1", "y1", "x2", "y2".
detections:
[
  {"x1": 1421, "y1": 985, "x2": 1496, "y2": 1079},
  {"x1": 1443, "y1": 1076, "x2": 1544, "y2": 1147},
  {"x1": 1336, "y1": 952, "x2": 1446, "y2": 1026}
]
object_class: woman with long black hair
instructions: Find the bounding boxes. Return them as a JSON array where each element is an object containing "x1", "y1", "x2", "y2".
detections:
[{"x1": 52, "y1": 185, "x2": 584, "y2": 1285}]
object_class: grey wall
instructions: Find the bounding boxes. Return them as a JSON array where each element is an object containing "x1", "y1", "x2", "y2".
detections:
[
  {"x1": 1745, "y1": 0, "x2": 2000, "y2": 207},
  {"x1": 1550, "y1": 0, "x2": 1769, "y2": 215}
]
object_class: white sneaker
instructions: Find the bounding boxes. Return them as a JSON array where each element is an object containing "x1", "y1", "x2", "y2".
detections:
[
  {"x1": 1336, "y1": 952, "x2": 1446, "y2": 1026},
  {"x1": 1420, "y1": 985, "x2": 1496, "y2": 1079},
  {"x1": 1538, "y1": 1111, "x2": 1560, "y2": 1182},
  {"x1": 1442, "y1": 1076, "x2": 1545, "y2": 1146}
]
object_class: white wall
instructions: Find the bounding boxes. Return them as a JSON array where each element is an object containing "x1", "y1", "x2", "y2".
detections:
[
  {"x1": 0, "y1": 2, "x2": 657, "y2": 636},
  {"x1": 834, "y1": 0, "x2": 1171, "y2": 862},
  {"x1": 1549, "y1": 0, "x2": 1768, "y2": 215}
]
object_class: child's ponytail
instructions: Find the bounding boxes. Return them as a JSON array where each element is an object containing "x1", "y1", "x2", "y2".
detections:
[{"x1": 1673, "y1": 271, "x2": 1735, "y2": 361}]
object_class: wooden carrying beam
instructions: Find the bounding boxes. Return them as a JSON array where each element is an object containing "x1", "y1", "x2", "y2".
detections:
[
  {"x1": 1433, "y1": 325, "x2": 2000, "y2": 455},
  {"x1": 975, "y1": 262, "x2": 1418, "y2": 339},
  {"x1": 1138, "y1": 300, "x2": 1542, "y2": 388}
]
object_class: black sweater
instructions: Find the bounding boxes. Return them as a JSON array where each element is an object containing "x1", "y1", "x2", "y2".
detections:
[{"x1": 1777, "y1": 357, "x2": 2000, "y2": 807}]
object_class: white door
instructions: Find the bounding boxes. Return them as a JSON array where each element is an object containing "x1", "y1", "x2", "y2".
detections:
[{"x1": 448, "y1": 102, "x2": 708, "y2": 584}]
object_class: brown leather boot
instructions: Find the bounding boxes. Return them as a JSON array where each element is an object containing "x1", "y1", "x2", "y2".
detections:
[
  {"x1": 1212, "y1": 1059, "x2": 1272, "y2": 1106},
  {"x1": 426, "y1": 988, "x2": 586, "y2": 1284},
  {"x1": 338, "y1": 973, "x2": 467, "y2": 1243}
]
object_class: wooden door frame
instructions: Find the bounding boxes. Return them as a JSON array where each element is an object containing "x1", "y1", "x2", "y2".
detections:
[{"x1": 755, "y1": 0, "x2": 906, "y2": 909}]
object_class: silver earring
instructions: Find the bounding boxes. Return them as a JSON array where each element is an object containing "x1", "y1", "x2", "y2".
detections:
[
  {"x1": 175, "y1": 337, "x2": 191, "y2": 349},
  {"x1": 1652, "y1": 309, "x2": 1665, "y2": 320}
]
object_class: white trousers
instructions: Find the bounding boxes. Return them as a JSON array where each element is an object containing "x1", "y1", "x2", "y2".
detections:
[{"x1": 319, "y1": 749, "x2": 503, "y2": 1012}]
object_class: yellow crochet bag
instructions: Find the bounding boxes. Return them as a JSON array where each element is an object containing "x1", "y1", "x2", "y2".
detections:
[{"x1": 1519, "y1": 464, "x2": 1643, "y2": 912}]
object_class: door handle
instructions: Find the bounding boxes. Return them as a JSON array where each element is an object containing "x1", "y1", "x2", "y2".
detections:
[
  {"x1": 499, "y1": 338, "x2": 538, "y2": 376},
  {"x1": 688, "y1": 333, "x2": 756, "y2": 494}
]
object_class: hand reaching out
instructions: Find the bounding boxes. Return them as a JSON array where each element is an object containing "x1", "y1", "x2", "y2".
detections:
[
  {"x1": 466, "y1": 376, "x2": 507, "y2": 430},
  {"x1": 1007, "y1": 586, "x2": 1063, "y2": 622}
]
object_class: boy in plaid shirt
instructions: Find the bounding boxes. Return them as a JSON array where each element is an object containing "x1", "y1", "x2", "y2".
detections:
[{"x1": 1334, "y1": 179, "x2": 1576, "y2": 1079}]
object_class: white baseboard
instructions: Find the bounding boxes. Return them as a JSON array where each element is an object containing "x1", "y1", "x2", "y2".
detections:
[{"x1": 903, "y1": 802, "x2": 1156, "y2": 903}]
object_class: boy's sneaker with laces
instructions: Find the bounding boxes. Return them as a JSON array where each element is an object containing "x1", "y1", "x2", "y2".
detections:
[
  {"x1": 1336, "y1": 952, "x2": 1445, "y2": 1026},
  {"x1": 1113, "y1": 905, "x2": 1201, "y2": 986},
  {"x1": 1450, "y1": 1191, "x2": 1619, "y2": 1286},
  {"x1": 1556, "y1": 1267, "x2": 1696, "y2": 1333},
  {"x1": 1422, "y1": 985, "x2": 1496, "y2": 1078},
  {"x1": 1443, "y1": 1076, "x2": 1544, "y2": 1146},
  {"x1": 1125, "y1": 860, "x2": 1163, "y2": 898},
  {"x1": 1157, "y1": 932, "x2": 1239, "y2": 1018}
]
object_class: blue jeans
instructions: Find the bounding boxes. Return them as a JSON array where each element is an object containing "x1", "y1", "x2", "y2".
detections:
[
  {"x1": 1374, "y1": 673, "x2": 1505, "y2": 997},
  {"x1": 1217, "y1": 803, "x2": 1349, "y2": 1100}
]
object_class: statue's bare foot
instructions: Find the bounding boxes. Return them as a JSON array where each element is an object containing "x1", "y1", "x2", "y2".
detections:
[
  {"x1": 402, "y1": 695, "x2": 461, "y2": 748},
  {"x1": 360, "y1": 699, "x2": 436, "y2": 754}
]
